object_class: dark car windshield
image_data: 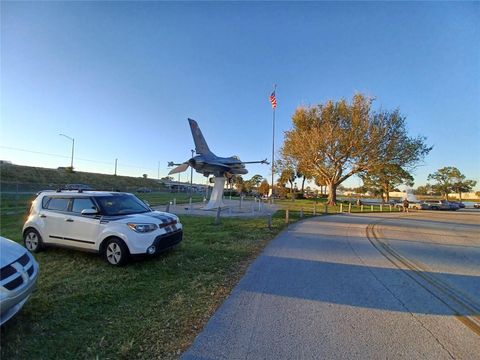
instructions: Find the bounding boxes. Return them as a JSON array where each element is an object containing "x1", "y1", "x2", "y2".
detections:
[{"x1": 95, "y1": 194, "x2": 150, "y2": 216}]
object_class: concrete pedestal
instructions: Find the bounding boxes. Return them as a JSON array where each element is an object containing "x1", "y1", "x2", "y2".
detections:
[{"x1": 203, "y1": 176, "x2": 226, "y2": 210}]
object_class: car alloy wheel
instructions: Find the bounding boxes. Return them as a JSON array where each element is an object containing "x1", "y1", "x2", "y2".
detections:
[
  {"x1": 104, "y1": 238, "x2": 128, "y2": 266},
  {"x1": 24, "y1": 229, "x2": 42, "y2": 253}
]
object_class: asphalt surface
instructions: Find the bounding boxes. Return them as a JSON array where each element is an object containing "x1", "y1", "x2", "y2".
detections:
[{"x1": 182, "y1": 210, "x2": 480, "y2": 360}]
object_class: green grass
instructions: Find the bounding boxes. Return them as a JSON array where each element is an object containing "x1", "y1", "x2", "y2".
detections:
[
  {"x1": 0, "y1": 210, "x2": 304, "y2": 359},
  {"x1": 0, "y1": 163, "x2": 169, "y2": 192},
  {"x1": 0, "y1": 195, "x2": 394, "y2": 359}
]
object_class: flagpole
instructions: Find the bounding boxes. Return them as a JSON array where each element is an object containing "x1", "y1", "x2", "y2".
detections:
[{"x1": 271, "y1": 85, "x2": 276, "y2": 204}]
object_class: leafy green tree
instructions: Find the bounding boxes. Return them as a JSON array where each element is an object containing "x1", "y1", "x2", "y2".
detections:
[
  {"x1": 279, "y1": 169, "x2": 296, "y2": 196},
  {"x1": 452, "y1": 178, "x2": 477, "y2": 201},
  {"x1": 427, "y1": 167, "x2": 476, "y2": 200},
  {"x1": 414, "y1": 184, "x2": 433, "y2": 195},
  {"x1": 360, "y1": 164, "x2": 414, "y2": 202},
  {"x1": 275, "y1": 158, "x2": 297, "y2": 197},
  {"x1": 258, "y1": 179, "x2": 270, "y2": 195},
  {"x1": 242, "y1": 174, "x2": 264, "y2": 194},
  {"x1": 296, "y1": 169, "x2": 313, "y2": 194},
  {"x1": 314, "y1": 177, "x2": 327, "y2": 195},
  {"x1": 248, "y1": 174, "x2": 264, "y2": 187},
  {"x1": 281, "y1": 93, "x2": 431, "y2": 204},
  {"x1": 233, "y1": 175, "x2": 245, "y2": 193}
]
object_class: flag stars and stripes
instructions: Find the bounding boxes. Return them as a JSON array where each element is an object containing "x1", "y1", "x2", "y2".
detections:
[{"x1": 269, "y1": 90, "x2": 277, "y2": 109}]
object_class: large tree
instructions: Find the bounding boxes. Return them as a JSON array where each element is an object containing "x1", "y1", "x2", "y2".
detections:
[
  {"x1": 360, "y1": 164, "x2": 414, "y2": 203},
  {"x1": 275, "y1": 158, "x2": 297, "y2": 197},
  {"x1": 258, "y1": 180, "x2": 270, "y2": 196},
  {"x1": 243, "y1": 174, "x2": 264, "y2": 194},
  {"x1": 281, "y1": 93, "x2": 431, "y2": 204},
  {"x1": 414, "y1": 184, "x2": 434, "y2": 196},
  {"x1": 428, "y1": 167, "x2": 477, "y2": 200}
]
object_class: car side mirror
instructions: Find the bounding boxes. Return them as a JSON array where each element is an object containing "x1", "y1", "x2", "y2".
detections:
[{"x1": 81, "y1": 208, "x2": 98, "y2": 215}]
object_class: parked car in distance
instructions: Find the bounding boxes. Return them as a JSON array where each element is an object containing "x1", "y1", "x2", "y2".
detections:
[
  {"x1": 449, "y1": 201, "x2": 465, "y2": 209},
  {"x1": 0, "y1": 236, "x2": 39, "y2": 325},
  {"x1": 22, "y1": 190, "x2": 183, "y2": 266},
  {"x1": 474, "y1": 203, "x2": 480, "y2": 209},
  {"x1": 424, "y1": 200, "x2": 459, "y2": 211},
  {"x1": 409, "y1": 202, "x2": 430, "y2": 210},
  {"x1": 137, "y1": 187, "x2": 152, "y2": 193}
]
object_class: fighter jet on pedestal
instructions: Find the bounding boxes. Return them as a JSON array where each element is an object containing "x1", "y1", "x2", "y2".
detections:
[{"x1": 169, "y1": 118, "x2": 268, "y2": 209}]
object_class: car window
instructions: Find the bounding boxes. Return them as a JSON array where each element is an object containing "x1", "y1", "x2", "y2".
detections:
[
  {"x1": 95, "y1": 194, "x2": 149, "y2": 215},
  {"x1": 46, "y1": 198, "x2": 70, "y2": 211},
  {"x1": 72, "y1": 198, "x2": 96, "y2": 213}
]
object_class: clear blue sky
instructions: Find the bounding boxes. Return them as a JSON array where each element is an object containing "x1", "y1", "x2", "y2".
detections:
[{"x1": 1, "y1": 1, "x2": 479, "y2": 190}]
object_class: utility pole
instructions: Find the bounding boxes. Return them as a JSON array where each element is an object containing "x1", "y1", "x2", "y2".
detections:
[
  {"x1": 189, "y1": 149, "x2": 194, "y2": 206},
  {"x1": 114, "y1": 158, "x2": 118, "y2": 175},
  {"x1": 59, "y1": 133, "x2": 75, "y2": 171}
]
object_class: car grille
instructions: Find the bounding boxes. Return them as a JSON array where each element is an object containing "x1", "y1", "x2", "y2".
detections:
[
  {"x1": 4, "y1": 276, "x2": 23, "y2": 290},
  {"x1": 154, "y1": 230, "x2": 183, "y2": 251},
  {"x1": 18, "y1": 253, "x2": 30, "y2": 266},
  {"x1": 0, "y1": 252, "x2": 35, "y2": 291},
  {"x1": 0, "y1": 265, "x2": 16, "y2": 281}
]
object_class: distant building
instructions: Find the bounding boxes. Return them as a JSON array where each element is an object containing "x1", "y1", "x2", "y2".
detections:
[
  {"x1": 160, "y1": 179, "x2": 209, "y2": 193},
  {"x1": 447, "y1": 192, "x2": 478, "y2": 200}
]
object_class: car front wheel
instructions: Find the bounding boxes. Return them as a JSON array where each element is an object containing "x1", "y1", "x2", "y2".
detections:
[
  {"x1": 104, "y1": 238, "x2": 129, "y2": 266},
  {"x1": 23, "y1": 228, "x2": 43, "y2": 253}
]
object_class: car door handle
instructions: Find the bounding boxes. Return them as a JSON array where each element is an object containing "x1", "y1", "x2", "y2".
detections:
[
  {"x1": 40, "y1": 214, "x2": 47, "y2": 218},
  {"x1": 65, "y1": 218, "x2": 74, "y2": 222}
]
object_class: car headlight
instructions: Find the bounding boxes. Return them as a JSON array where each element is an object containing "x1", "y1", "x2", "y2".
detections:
[{"x1": 127, "y1": 223, "x2": 158, "y2": 233}]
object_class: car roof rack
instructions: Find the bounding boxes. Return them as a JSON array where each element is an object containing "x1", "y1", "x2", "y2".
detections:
[{"x1": 54, "y1": 188, "x2": 87, "y2": 193}]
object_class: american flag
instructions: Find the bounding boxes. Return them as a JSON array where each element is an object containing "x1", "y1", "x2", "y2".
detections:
[{"x1": 269, "y1": 90, "x2": 277, "y2": 109}]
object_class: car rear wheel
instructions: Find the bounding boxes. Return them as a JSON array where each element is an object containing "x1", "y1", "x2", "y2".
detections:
[
  {"x1": 104, "y1": 238, "x2": 129, "y2": 266},
  {"x1": 23, "y1": 228, "x2": 43, "y2": 253}
]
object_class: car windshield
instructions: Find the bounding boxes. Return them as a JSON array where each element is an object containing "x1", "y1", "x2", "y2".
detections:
[{"x1": 95, "y1": 194, "x2": 150, "y2": 216}]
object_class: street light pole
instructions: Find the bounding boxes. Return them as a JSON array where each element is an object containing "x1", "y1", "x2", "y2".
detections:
[
  {"x1": 59, "y1": 133, "x2": 75, "y2": 170},
  {"x1": 189, "y1": 149, "x2": 194, "y2": 207}
]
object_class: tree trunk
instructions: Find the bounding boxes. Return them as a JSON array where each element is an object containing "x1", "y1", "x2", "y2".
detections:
[
  {"x1": 458, "y1": 191, "x2": 462, "y2": 201},
  {"x1": 385, "y1": 183, "x2": 390, "y2": 203},
  {"x1": 327, "y1": 183, "x2": 337, "y2": 205},
  {"x1": 301, "y1": 176, "x2": 306, "y2": 193}
]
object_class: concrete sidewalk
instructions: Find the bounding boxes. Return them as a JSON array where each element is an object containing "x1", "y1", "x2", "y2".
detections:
[{"x1": 155, "y1": 199, "x2": 279, "y2": 218}]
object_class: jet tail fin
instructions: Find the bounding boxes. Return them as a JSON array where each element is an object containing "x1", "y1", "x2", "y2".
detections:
[{"x1": 188, "y1": 118, "x2": 214, "y2": 156}]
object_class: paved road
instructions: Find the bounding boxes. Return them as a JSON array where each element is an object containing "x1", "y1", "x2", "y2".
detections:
[{"x1": 183, "y1": 210, "x2": 480, "y2": 359}]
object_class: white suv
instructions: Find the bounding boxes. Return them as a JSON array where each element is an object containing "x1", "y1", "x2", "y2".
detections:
[{"x1": 22, "y1": 190, "x2": 183, "y2": 266}]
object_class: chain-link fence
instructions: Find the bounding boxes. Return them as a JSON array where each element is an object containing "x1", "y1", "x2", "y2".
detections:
[{"x1": 0, "y1": 181, "x2": 207, "y2": 214}]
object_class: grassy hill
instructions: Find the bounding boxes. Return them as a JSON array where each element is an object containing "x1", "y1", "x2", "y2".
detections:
[{"x1": 0, "y1": 163, "x2": 167, "y2": 192}]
